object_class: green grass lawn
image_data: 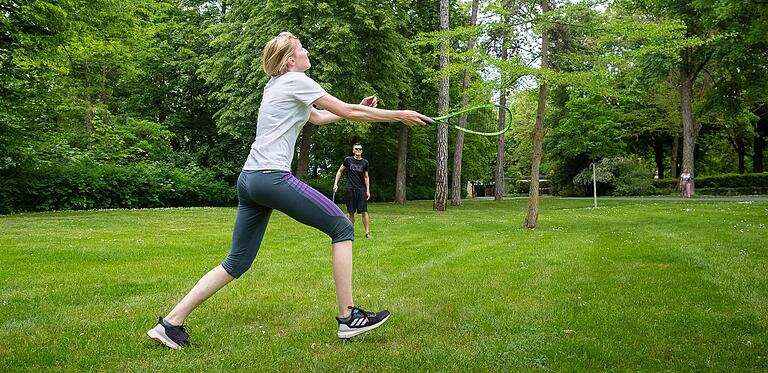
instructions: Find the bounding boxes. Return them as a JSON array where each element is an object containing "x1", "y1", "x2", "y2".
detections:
[{"x1": 1, "y1": 198, "x2": 767, "y2": 371}]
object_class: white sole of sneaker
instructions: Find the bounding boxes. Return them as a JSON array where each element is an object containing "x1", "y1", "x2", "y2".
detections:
[
  {"x1": 147, "y1": 327, "x2": 182, "y2": 350},
  {"x1": 337, "y1": 314, "x2": 390, "y2": 339}
]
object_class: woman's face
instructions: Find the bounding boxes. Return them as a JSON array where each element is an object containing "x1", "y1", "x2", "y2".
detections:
[{"x1": 288, "y1": 41, "x2": 311, "y2": 72}]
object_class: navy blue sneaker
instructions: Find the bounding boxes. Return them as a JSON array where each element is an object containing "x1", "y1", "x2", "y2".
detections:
[
  {"x1": 147, "y1": 317, "x2": 191, "y2": 350},
  {"x1": 336, "y1": 306, "x2": 390, "y2": 339}
]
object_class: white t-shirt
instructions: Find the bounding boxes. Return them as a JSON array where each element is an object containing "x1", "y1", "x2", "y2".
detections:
[{"x1": 243, "y1": 72, "x2": 328, "y2": 171}]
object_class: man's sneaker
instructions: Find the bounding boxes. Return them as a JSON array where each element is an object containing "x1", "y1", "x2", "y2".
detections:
[
  {"x1": 336, "y1": 306, "x2": 390, "y2": 339},
  {"x1": 365, "y1": 231, "x2": 372, "y2": 239},
  {"x1": 147, "y1": 317, "x2": 191, "y2": 350}
]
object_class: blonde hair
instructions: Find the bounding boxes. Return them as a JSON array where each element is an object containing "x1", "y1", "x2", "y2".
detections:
[{"x1": 262, "y1": 32, "x2": 299, "y2": 77}]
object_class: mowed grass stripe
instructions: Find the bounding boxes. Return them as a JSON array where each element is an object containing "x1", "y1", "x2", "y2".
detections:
[{"x1": 1, "y1": 198, "x2": 766, "y2": 371}]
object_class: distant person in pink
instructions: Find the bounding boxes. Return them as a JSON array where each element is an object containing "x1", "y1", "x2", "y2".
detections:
[{"x1": 679, "y1": 168, "x2": 693, "y2": 198}]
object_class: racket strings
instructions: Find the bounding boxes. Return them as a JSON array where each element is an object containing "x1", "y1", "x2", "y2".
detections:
[{"x1": 462, "y1": 107, "x2": 504, "y2": 134}]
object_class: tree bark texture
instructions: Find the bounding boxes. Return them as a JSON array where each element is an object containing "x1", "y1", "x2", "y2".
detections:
[
  {"x1": 495, "y1": 33, "x2": 509, "y2": 201},
  {"x1": 84, "y1": 68, "x2": 94, "y2": 133},
  {"x1": 671, "y1": 135, "x2": 679, "y2": 178},
  {"x1": 754, "y1": 109, "x2": 767, "y2": 172},
  {"x1": 653, "y1": 135, "x2": 665, "y2": 179},
  {"x1": 755, "y1": 133, "x2": 765, "y2": 173},
  {"x1": 295, "y1": 123, "x2": 314, "y2": 180},
  {"x1": 434, "y1": 0, "x2": 450, "y2": 211},
  {"x1": 450, "y1": 0, "x2": 479, "y2": 207},
  {"x1": 524, "y1": 0, "x2": 549, "y2": 229},
  {"x1": 395, "y1": 123, "x2": 409, "y2": 204},
  {"x1": 679, "y1": 49, "x2": 700, "y2": 193}
]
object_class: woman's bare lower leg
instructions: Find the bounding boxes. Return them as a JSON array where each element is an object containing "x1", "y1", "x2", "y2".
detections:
[
  {"x1": 332, "y1": 240, "x2": 354, "y2": 318},
  {"x1": 164, "y1": 265, "x2": 234, "y2": 325}
]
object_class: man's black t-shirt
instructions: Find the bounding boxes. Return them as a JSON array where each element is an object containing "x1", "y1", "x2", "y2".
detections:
[{"x1": 343, "y1": 156, "x2": 369, "y2": 190}]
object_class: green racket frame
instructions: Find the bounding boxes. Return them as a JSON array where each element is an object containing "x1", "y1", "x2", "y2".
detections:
[{"x1": 432, "y1": 104, "x2": 513, "y2": 136}]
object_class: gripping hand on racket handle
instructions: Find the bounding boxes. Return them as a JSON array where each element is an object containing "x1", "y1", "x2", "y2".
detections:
[
  {"x1": 360, "y1": 95, "x2": 429, "y2": 126},
  {"x1": 397, "y1": 110, "x2": 433, "y2": 127}
]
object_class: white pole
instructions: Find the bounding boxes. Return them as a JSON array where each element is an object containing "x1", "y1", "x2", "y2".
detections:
[{"x1": 592, "y1": 163, "x2": 597, "y2": 208}]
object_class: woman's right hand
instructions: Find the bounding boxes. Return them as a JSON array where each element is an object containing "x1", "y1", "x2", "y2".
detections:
[{"x1": 397, "y1": 110, "x2": 433, "y2": 126}]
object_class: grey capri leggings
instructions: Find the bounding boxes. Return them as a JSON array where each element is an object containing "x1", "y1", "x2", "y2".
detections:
[{"x1": 221, "y1": 170, "x2": 354, "y2": 278}]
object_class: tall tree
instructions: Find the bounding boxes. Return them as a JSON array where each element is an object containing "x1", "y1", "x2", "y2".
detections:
[
  {"x1": 524, "y1": 0, "x2": 550, "y2": 229},
  {"x1": 494, "y1": 32, "x2": 509, "y2": 201},
  {"x1": 434, "y1": 0, "x2": 450, "y2": 211},
  {"x1": 200, "y1": 0, "x2": 413, "y2": 180},
  {"x1": 394, "y1": 121, "x2": 410, "y2": 204},
  {"x1": 629, "y1": 0, "x2": 737, "y2": 191},
  {"x1": 451, "y1": 0, "x2": 480, "y2": 206}
]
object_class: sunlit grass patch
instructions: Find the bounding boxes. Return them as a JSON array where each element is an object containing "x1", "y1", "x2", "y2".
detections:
[{"x1": 1, "y1": 199, "x2": 766, "y2": 371}]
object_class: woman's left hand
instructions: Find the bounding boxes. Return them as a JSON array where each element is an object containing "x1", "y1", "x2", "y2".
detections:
[{"x1": 360, "y1": 95, "x2": 378, "y2": 107}]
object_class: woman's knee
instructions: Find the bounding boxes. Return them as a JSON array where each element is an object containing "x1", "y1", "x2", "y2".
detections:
[
  {"x1": 221, "y1": 252, "x2": 257, "y2": 279},
  {"x1": 330, "y1": 216, "x2": 354, "y2": 242}
]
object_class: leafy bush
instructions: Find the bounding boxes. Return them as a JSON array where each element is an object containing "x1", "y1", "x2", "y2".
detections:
[
  {"x1": 573, "y1": 157, "x2": 653, "y2": 196},
  {"x1": 304, "y1": 175, "x2": 435, "y2": 203},
  {"x1": 513, "y1": 179, "x2": 550, "y2": 194},
  {"x1": 696, "y1": 187, "x2": 768, "y2": 196},
  {"x1": 0, "y1": 161, "x2": 235, "y2": 214},
  {"x1": 695, "y1": 173, "x2": 768, "y2": 188},
  {"x1": 405, "y1": 184, "x2": 436, "y2": 201},
  {"x1": 652, "y1": 172, "x2": 768, "y2": 195}
]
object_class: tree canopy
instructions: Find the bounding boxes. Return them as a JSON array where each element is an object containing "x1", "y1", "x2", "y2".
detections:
[{"x1": 1, "y1": 0, "x2": 766, "y2": 213}]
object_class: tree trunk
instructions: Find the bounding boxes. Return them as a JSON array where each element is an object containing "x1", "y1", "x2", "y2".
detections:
[
  {"x1": 754, "y1": 111, "x2": 767, "y2": 173},
  {"x1": 450, "y1": 96, "x2": 467, "y2": 206},
  {"x1": 738, "y1": 142, "x2": 745, "y2": 174},
  {"x1": 450, "y1": 0, "x2": 479, "y2": 207},
  {"x1": 653, "y1": 135, "x2": 665, "y2": 179},
  {"x1": 524, "y1": 0, "x2": 549, "y2": 229},
  {"x1": 755, "y1": 133, "x2": 765, "y2": 173},
  {"x1": 494, "y1": 110, "x2": 506, "y2": 200},
  {"x1": 494, "y1": 34, "x2": 509, "y2": 201},
  {"x1": 84, "y1": 69, "x2": 94, "y2": 133},
  {"x1": 85, "y1": 96, "x2": 94, "y2": 133},
  {"x1": 671, "y1": 135, "x2": 679, "y2": 178},
  {"x1": 295, "y1": 123, "x2": 314, "y2": 180},
  {"x1": 395, "y1": 123, "x2": 409, "y2": 205},
  {"x1": 434, "y1": 0, "x2": 450, "y2": 211},
  {"x1": 679, "y1": 49, "x2": 699, "y2": 193}
]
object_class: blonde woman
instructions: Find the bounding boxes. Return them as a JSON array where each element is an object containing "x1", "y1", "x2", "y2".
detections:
[{"x1": 147, "y1": 32, "x2": 432, "y2": 349}]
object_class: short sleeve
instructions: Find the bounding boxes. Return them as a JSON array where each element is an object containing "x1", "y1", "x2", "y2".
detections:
[
  {"x1": 363, "y1": 160, "x2": 369, "y2": 172},
  {"x1": 293, "y1": 74, "x2": 328, "y2": 106},
  {"x1": 343, "y1": 157, "x2": 351, "y2": 168}
]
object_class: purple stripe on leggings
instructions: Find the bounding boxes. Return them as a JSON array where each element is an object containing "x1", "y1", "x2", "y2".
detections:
[{"x1": 285, "y1": 174, "x2": 342, "y2": 217}]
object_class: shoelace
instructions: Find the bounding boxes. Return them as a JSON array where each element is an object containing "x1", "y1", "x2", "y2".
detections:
[
  {"x1": 168, "y1": 322, "x2": 190, "y2": 339},
  {"x1": 179, "y1": 324, "x2": 190, "y2": 338},
  {"x1": 348, "y1": 306, "x2": 372, "y2": 322}
]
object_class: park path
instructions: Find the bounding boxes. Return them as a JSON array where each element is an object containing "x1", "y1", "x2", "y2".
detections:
[{"x1": 476, "y1": 196, "x2": 768, "y2": 202}]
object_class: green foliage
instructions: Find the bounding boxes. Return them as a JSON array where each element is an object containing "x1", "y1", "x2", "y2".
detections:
[
  {"x1": 2, "y1": 0, "x2": 767, "y2": 211},
  {"x1": 653, "y1": 172, "x2": 768, "y2": 195},
  {"x1": 695, "y1": 173, "x2": 768, "y2": 188},
  {"x1": 549, "y1": 94, "x2": 626, "y2": 160},
  {"x1": 87, "y1": 118, "x2": 176, "y2": 164},
  {"x1": 574, "y1": 157, "x2": 654, "y2": 196},
  {"x1": 513, "y1": 179, "x2": 550, "y2": 194},
  {"x1": 0, "y1": 161, "x2": 235, "y2": 214}
]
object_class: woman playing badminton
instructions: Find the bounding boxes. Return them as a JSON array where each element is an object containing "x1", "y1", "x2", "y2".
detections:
[{"x1": 147, "y1": 32, "x2": 432, "y2": 348}]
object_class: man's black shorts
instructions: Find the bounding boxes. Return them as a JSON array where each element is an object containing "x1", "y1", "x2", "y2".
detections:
[{"x1": 344, "y1": 188, "x2": 368, "y2": 213}]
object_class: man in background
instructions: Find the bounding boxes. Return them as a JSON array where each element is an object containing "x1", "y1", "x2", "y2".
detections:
[{"x1": 333, "y1": 143, "x2": 372, "y2": 238}]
